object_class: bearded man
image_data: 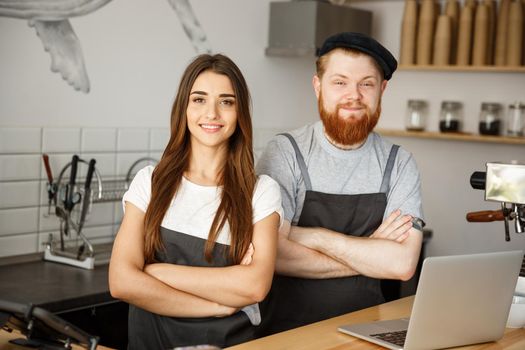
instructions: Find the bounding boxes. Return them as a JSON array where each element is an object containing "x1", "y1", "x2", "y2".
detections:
[{"x1": 255, "y1": 32, "x2": 425, "y2": 335}]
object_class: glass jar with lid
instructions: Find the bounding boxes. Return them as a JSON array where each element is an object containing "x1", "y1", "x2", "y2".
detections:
[
  {"x1": 439, "y1": 101, "x2": 463, "y2": 132},
  {"x1": 405, "y1": 99, "x2": 428, "y2": 131},
  {"x1": 479, "y1": 102, "x2": 502, "y2": 135},
  {"x1": 507, "y1": 101, "x2": 525, "y2": 137}
]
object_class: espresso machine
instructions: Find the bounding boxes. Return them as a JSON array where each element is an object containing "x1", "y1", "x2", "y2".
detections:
[
  {"x1": 467, "y1": 162, "x2": 525, "y2": 296},
  {"x1": 467, "y1": 162, "x2": 525, "y2": 242}
]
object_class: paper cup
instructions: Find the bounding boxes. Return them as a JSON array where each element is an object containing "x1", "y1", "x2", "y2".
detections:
[{"x1": 507, "y1": 295, "x2": 525, "y2": 328}]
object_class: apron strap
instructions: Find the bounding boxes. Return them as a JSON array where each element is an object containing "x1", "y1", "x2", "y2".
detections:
[
  {"x1": 379, "y1": 144, "x2": 400, "y2": 194},
  {"x1": 278, "y1": 133, "x2": 312, "y2": 191},
  {"x1": 279, "y1": 133, "x2": 399, "y2": 194}
]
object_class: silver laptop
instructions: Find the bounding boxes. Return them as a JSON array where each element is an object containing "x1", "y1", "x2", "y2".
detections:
[{"x1": 338, "y1": 250, "x2": 523, "y2": 350}]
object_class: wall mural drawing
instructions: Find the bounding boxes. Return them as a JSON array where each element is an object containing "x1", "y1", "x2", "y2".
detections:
[{"x1": 0, "y1": 0, "x2": 212, "y2": 93}]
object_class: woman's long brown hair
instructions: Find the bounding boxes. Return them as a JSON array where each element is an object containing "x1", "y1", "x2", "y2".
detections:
[{"x1": 143, "y1": 54, "x2": 255, "y2": 265}]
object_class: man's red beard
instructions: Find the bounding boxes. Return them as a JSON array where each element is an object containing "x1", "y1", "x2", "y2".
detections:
[{"x1": 318, "y1": 91, "x2": 381, "y2": 147}]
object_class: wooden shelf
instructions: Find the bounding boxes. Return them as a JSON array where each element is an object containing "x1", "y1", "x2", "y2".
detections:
[
  {"x1": 377, "y1": 129, "x2": 525, "y2": 145},
  {"x1": 399, "y1": 65, "x2": 525, "y2": 73}
]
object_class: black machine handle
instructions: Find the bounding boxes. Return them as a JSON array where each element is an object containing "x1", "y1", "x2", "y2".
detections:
[{"x1": 470, "y1": 171, "x2": 486, "y2": 190}]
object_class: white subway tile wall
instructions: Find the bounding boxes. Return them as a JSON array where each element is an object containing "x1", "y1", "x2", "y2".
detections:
[
  {"x1": 117, "y1": 128, "x2": 150, "y2": 152},
  {"x1": 0, "y1": 126, "x2": 167, "y2": 258},
  {"x1": 42, "y1": 128, "x2": 81, "y2": 153},
  {"x1": 0, "y1": 233, "x2": 38, "y2": 257},
  {"x1": 149, "y1": 128, "x2": 170, "y2": 151},
  {"x1": 81, "y1": 128, "x2": 117, "y2": 153},
  {"x1": 0, "y1": 127, "x2": 41, "y2": 154},
  {"x1": 116, "y1": 152, "x2": 150, "y2": 177},
  {"x1": 0, "y1": 181, "x2": 40, "y2": 209},
  {"x1": 0, "y1": 126, "x2": 283, "y2": 258},
  {"x1": 0, "y1": 155, "x2": 41, "y2": 181},
  {"x1": 0, "y1": 207, "x2": 39, "y2": 236}
]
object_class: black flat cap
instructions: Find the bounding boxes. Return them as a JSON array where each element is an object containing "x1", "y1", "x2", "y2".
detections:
[{"x1": 317, "y1": 32, "x2": 398, "y2": 80}]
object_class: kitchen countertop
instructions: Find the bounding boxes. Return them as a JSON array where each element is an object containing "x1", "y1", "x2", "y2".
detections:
[
  {"x1": 0, "y1": 246, "x2": 115, "y2": 313},
  {"x1": 227, "y1": 296, "x2": 525, "y2": 350}
]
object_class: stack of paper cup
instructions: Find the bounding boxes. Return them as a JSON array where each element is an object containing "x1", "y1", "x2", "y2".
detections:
[{"x1": 507, "y1": 276, "x2": 525, "y2": 328}]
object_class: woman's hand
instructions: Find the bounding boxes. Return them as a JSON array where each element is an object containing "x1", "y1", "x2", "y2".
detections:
[
  {"x1": 144, "y1": 263, "x2": 161, "y2": 278},
  {"x1": 215, "y1": 304, "x2": 239, "y2": 318},
  {"x1": 144, "y1": 263, "x2": 240, "y2": 318},
  {"x1": 240, "y1": 243, "x2": 254, "y2": 265}
]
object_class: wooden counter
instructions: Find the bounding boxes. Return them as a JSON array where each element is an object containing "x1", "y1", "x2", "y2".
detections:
[
  {"x1": 227, "y1": 296, "x2": 525, "y2": 350},
  {"x1": 3, "y1": 296, "x2": 523, "y2": 349}
]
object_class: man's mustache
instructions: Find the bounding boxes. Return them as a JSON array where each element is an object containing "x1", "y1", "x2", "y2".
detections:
[{"x1": 337, "y1": 102, "x2": 366, "y2": 110}]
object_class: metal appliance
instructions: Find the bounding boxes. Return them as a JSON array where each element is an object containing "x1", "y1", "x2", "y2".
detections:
[
  {"x1": 467, "y1": 161, "x2": 525, "y2": 300},
  {"x1": 467, "y1": 162, "x2": 525, "y2": 242},
  {"x1": 266, "y1": 0, "x2": 372, "y2": 56}
]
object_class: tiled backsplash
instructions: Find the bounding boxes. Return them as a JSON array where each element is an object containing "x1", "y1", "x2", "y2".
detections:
[
  {"x1": 0, "y1": 126, "x2": 283, "y2": 258},
  {"x1": 0, "y1": 127, "x2": 170, "y2": 258}
]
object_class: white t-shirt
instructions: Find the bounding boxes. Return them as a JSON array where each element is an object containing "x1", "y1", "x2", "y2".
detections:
[
  {"x1": 122, "y1": 166, "x2": 283, "y2": 326},
  {"x1": 123, "y1": 166, "x2": 283, "y2": 244},
  {"x1": 256, "y1": 121, "x2": 424, "y2": 225}
]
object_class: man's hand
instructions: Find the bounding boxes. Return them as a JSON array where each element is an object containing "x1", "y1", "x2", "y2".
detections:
[
  {"x1": 371, "y1": 209, "x2": 413, "y2": 242},
  {"x1": 276, "y1": 221, "x2": 359, "y2": 278},
  {"x1": 284, "y1": 208, "x2": 422, "y2": 280}
]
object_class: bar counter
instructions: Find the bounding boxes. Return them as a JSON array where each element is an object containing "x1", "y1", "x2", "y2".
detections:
[
  {"x1": 2, "y1": 296, "x2": 524, "y2": 349},
  {"x1": 226, "y1": 296, "x2": 525, "y2": 350}
]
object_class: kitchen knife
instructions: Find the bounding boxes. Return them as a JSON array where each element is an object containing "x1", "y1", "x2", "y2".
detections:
[
  {"x1": 61, "y1": 155, "x2": 81, "y2": 241},
  {"x1": 42, "y1": 154, "x2": 53, "y2": 184},
  {"x1": 78, "y1": 158, "x2": 96, "y2": 233},
  {"x1": 65, "y1": 155, "x2": 79, "y2": 212},
  {"x1": 42, "y1": 154, "x2": 57, "y2": 213}
]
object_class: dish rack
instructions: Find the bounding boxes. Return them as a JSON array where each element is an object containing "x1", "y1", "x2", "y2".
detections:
[
  {"x1": 43, "y1": 156, "x2": 158, "y2": 269},
  {"x1": 94, "y1": 157, "x2": 159, "y2": 203},
  {"x1": 92, "y1": 179, "x2": 130, "y2": 203}
]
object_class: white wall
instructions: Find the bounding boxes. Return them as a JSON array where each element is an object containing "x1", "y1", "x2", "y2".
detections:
[
  {"x1": 0, "y1": 0, "x2": 318, "y2": 129},
  {"x1": 1, "y1": 0, "x2": 524, "y2": 258}
]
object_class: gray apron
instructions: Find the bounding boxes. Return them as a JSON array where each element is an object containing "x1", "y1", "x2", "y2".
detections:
[
  {"x1": 258, "y1": 133, "x2": 399, "y2": 336},
  {"x1": 128, "y1": 228, "x2": 254, "y2": 349}
]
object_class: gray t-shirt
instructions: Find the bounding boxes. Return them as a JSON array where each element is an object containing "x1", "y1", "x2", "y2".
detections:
[{"x1": 256, "y1": 121, "x2": 424, "y2": 226}]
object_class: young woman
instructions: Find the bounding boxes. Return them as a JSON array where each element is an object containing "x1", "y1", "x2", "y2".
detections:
[{"x1": 109, "y1": 54, "x2": 282, "y2": 349}]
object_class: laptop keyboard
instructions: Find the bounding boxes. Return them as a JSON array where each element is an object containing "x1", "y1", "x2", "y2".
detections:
[{"x1": 371, "y1": 330, "x2": 407, "y2": 347}]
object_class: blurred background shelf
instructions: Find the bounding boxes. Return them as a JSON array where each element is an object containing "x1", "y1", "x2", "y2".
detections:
[
  {"x1": 399, "y1": 65, "x2": 525, "y2": 73},
  {"x1": 377, "y1": 128, "x2": 525, "y2": 145}
]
